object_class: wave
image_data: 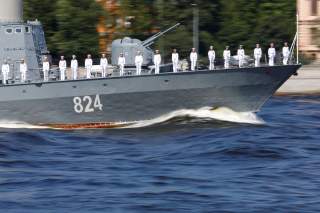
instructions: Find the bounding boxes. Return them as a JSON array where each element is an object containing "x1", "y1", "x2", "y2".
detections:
[
  {"x1": 0, "y1": 107, "x2": 264, "y2": 130},
  {"x1": 123, "y1": 107, "x2": 265, "y2": 129}
]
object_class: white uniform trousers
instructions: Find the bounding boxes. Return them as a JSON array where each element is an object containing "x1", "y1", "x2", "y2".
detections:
[
  {"x1": 255, "y1": 57, "x2": 261, "y2": 67},
  {"x1": 269, "y1": 57, "x2": 275, "y2": 66},
  {"x1": 209, "y1": 59, "x2": 215, "y2": 70},
  {"x1": 102, "y1": 66, "x2": 107, "y2": 77},
  {"x1": 119, "y1": 64, "x2": 124, "y2": 76},
  {"x1": 239, "y1": 57, "x2": 244, "y2": 68},
  {"x1": 172, "y1": 61, "x2": 179, "y2": 73},
  {"x1": 60, "y1": 68, "x2": 66, "y2": 81},
  {"x1": 43, "y1": 69, "x2": 49, "y2": 82},
  {"x1": 21, "y1": 72, "x2": 26, "y2": 83},
  {"x1": 86, "y1": 66, "x2": 92, "y2": 79},
  {"x1": 283, "y1": 57, "x2": 289, "y2": 65},
  {"x1": 136, "y1": 63, "x2": 142, "y2": 75},
  {"x1": 191, "y1": 60, "x2": 197, "y2": 71},
  {"x1": 2, "y1": 73, "x2": 8, "y2": 84},
  {"x1": 72, "y1": 68, "x2": 77, "y2": 80},
  {"x1": 155, "y1": 63, "x2": 160, "y2": 74},
  {"x1": 224, "y1": 59, "x2": 230, "y2": 69}
]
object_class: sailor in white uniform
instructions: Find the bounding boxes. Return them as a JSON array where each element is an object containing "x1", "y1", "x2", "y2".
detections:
[
  {"x1": 135, "y1": 51, "x2": 143, "y2": 75},
  {"x1": 118, "y1": 53, "x2": 126, "y2": 76},
  {"x1": 1, "y1": 60, "x2": 10, "y2": 85},
  {"x1": 237, "y1": 45, "x2": 245, "y2": 68},
  {"x1": 268, "y1": 43, "x2": 276, "y2": 66},
  {"x1": 190, "y1": 48, "x2": 198, "y2": 71},
  {"x1": 59, "y1": 56, "x2": 67, "y2": 81},
  {"x1": 172, "y1": 49, "x2": 179, "y2": 73},
  {"x1": 223, "y1": 46, "x2": 231, "y2": 69},
  {"x1": 254, "y1": 43, "x2": 262, "y2": 67},
  {"x1": 43, "y1": 56, "x2": 50, "y2": 82},
  {"x1": 154, "y1": 50, "x2": 161, "y2": 74},
  {"x1": 282, "y1": 42, "x2": 290, "y2": 65},
  {"x1": 100, "y1": 53, "x2": 108, "y2": 77},
  {"x1": 208, "y1": 46, "x2": 216, "y2": 70},
  {"x1": 85, "y1": 54, "x2": 93, "y2": 79},
  {"x1": 71, "y1": 55, "x2": 78, "y2": 80},
  {"x1": 20, "y1": 59, "x2": 27, "y2": 83}
]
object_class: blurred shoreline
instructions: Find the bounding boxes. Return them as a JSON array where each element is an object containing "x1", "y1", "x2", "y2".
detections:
[{"x1": 277, "y1": 63, "x2": 320, "y2": 95}]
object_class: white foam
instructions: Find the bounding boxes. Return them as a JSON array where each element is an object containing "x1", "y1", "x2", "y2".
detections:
[
  {"x1": 0, "y1": 120, "x2": 48, "y2": 129},
  {"x1": 123, "y1": 107, "x2": 265, "y2": 128}
]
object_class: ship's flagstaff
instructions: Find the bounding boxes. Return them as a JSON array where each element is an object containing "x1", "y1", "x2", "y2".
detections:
[{"x1": 297, "y1": 13, "x2": 299, "y2": 64}]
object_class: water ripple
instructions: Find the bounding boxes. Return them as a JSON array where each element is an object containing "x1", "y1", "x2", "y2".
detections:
[{"x1": 0, "y1": 96, "x2": 319, "y2": 212}]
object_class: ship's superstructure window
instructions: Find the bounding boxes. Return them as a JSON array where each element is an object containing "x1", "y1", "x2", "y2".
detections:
[
  {"x1": 310, "y1": 27, "x2": 320, "y2": 45},
  {"x1": 15, "y1": 28, "x2": 22, "y2": 33},
  {"x1": 311, "y1": 0, "x2": 318, "y2": 16},
  {"x1": 5, "y1": 28, "x2": 13, "y2": 34}
]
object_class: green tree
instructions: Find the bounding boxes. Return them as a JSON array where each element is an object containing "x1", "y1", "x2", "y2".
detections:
[
  {"x1": 23, "y1": 0, "x2": 57, "y2": 52},
  {"x1": 144, "y1": 0, "x2": 219, "y2": 61},
  {"x1": 51, "y1": 0, "x2": 105, "y2": 59},
  {"x1": 24, "y1": 0, "x2": 105, "y2": 60},
  {"x1": 252, "y1": 0, "x2": 297, "y2": 54},
  {"x1": 217, "y1": 0, "x2": 259, "y2": 54},
  {"x1": 217, "y1": 0, "x2": 296, "y2": 57},
  {"x1": 24, "y1": 0, "x2": 297, "y2": 62}
]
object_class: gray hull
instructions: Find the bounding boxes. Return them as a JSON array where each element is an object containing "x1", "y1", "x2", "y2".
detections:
[{"x1": 0, "y1": 65, "x2": 300, "y2": 127}]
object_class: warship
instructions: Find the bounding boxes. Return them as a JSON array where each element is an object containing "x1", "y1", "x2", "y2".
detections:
[{"x1": 0, "y1": 0, "x2": 301, "y2": 129}]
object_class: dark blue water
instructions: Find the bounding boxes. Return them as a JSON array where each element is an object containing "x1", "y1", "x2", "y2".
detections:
[{"x1": 0, "y1": 95, "x2": 319, "y2": 213}]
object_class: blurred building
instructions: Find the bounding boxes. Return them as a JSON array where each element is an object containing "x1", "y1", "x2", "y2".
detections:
[
  {"x1": 96, "y1": 0, "x2": 121, "y2": 54},
  {"x1": 96, "y1": 0, "x2": 134, "y2": 54},
  {"x1": 298, "y1": 0, "x2": 320, "y2": 60}
]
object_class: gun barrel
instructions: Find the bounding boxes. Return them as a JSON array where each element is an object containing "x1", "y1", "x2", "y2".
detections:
[{"x1": 142, "y1": 23, "x2": 181, "y2": 47}]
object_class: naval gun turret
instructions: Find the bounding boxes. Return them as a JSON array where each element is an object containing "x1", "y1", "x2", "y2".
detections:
[
  {"x1": 111, "y1": 23, "x2": 180, "y2": 66},
  {"x1": 0, "y1": 0, "x2": 49, "y2": 82}
]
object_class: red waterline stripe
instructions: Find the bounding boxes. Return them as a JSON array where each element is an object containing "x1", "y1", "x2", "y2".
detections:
[{"x1": 40, "y1": 122, "x2": 130, "y2": 130}]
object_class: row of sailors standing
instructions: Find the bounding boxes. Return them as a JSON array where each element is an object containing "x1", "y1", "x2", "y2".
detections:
[
  {"x1": 220, "y1": 42, "x2": 290, "y2": 69},
  {"x1": 116, "y1": 48, "x2": 198, "y2": 75},
  {"x1": 147, "y1": 42, "x2": 291, "y2": 74},
  {"x1": 1, "y1": 59, "x2": 27, "y2": 85},
  {"x1": 59, "y1": 54, "x2": 109, "y2": 81},
  {"x1": 235, "y1": 42, "x2": 290, "y2": 68},
  {"x1": 117, "y1": 51, "x2": 156, "y2": 75},
  {"x1": 1, "y1": 42, "x2": 291, "y2": 84}
]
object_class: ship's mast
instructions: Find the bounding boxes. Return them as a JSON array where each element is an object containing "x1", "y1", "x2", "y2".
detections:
[
  {"x1": 296, "y1": 13, "x2": 299, "y2": 64},
  {"x1": 0, "y1": 0, "x2": 23, "y2": 22},
  {"x1": 192, "y1": 3, "x2": 199, "y2": 52}
]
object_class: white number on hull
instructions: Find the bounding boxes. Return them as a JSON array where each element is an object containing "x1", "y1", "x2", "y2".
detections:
[
  {"x1": 73, "y1": 97, "x2": 84, "y2": 113},
  {"x1": 83, "y1": 96, "x2": 94, "y2": 113},
  {"x1": 73, "y1": 95, "x2": 103, "y2": 113},
  {"x1": 93, "y1": 94, "x2": 103, "y2": 111}
]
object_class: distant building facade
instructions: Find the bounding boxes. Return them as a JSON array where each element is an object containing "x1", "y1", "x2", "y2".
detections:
[{"x1": 298, "y1": 0, "x2": 320, "y2": 60}]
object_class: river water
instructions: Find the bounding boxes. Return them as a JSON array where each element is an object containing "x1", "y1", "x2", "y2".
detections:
[{"x1": 0, "y1": 95, "x2": 319, "y2": 212}]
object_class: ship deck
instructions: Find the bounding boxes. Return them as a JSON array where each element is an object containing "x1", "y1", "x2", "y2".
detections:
[{"x1": 1, "y1": 64, "x2": 301, "y2": 88}]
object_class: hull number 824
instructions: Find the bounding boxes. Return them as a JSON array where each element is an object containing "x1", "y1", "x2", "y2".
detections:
[{"x1": 73, "y1": 95, "x2": 103, "y2": 113}]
